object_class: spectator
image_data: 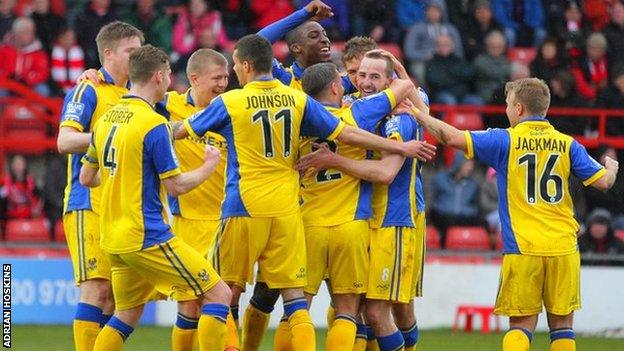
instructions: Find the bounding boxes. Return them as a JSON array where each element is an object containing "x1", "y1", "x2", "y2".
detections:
[
  {"x1": 172, "y1": 0, "x2": 229, "y2": 60},
  {"x1": 473, "y1": 30, "x2": 510, "y2": 102},
  {"x1": 0, "y1": 0, "x2": 16, "y2": 41},
  {"x1": 597, "y1": 65, "x2": 624, "y2": 135},
  {"x1": 603, "y1": 0, "x2": 624, "y2": 72},
  {"x1": 349, "y1": 0, "x2": 399, "y2": 43},
  {"x1": 425, "y1": 34, "x2": 482, "y2": 105},
  {"x1": 250, "y1": 0, "x2": 294, "y2": 31},
  {"x1": 299, "y1": 0, "x2": 349, "y2": 41},
  {"x1": 549, "y1": 69, "x2": 590, "y2": 136},
  {"x1": 396, "y1": 0, "x2": 429, "y2": 31},
  {"x1": 122, "y1": 0, "x2": 171, "y2": 53},
  {"x1": 0, "y1": 17, "x2": 50, "y2": 96},
  {"x1": 492, "y1": 0, "x2": 545, "y2": 47},
  {"x1": 530, "y1": 37, "x2": 568, "y2": 83},
  {"x1": 50, "y1": 27, "x2": 84, "y2": 95},
  {"x1": 579, "y1": 208, "x2": 624, "y2": 266},
  {"x1": 73, "y1": 0, "x2": 117, "y2": 68},
  {"x1": 445, "y1": 0, "x2": 476, "y2": 33},
  {"x1": 462, "y1": 0, "x2": 503, "y2": 61},
  {"x1": 430, "y1": 153, "x2": 482, "y2": 247},
  {"x1": 404, "y1": 0, "x2": 463, "y2": 83},
  {"x1": 486, "y1": 61, "x2": 530, "y2": 127},
  {"x1": 219, "y1": 0, "x2": 253, "y2": 39},
  {"x1": 29, "y1": 0, "x2": 63, "y2": 53},
  {"x1": 584, "y1": 145, "x2": 624, "y2": 226},
  {"x1": 480, "y1": 167, "x2": 500, "y2": 233},
  {"x1": 552, "y1": 0, "x2": 591, "y2": 55},
  {"x1": 542, "y1": 0, "x2": 571, "y2": 32},
  {"x1": 584, "y1": 0, "x2": 613, "y2": 31},
  {"x1": 0, "y1": 155, "x2": 42, "y2": 220},
  {"x1": 570, "y1": 32, "x2": 609, "y2": 101}
]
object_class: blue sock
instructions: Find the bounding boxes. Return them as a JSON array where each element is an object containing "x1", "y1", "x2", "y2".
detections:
[
  {"x1": 108, "y1": 316, "x2": 134, "y2": 340},
  {"x1": 175, "y1": 312, "x2": 199, "y2": 329},
  {"x1": 510, "y1": 327, "x2": 533, "y2": 342},
  {"x1": 75, "y1": 302, "x2": 102, "y2": 323},
  {"x1": 100, "y1": 314, "x2": 113, "y2": 327},
  {"x1": 356, "y1": 323, "x2": 367, "y2": 340},
  {"x1": 283, "y1": 297, "x2": 307, "y2": 318},
  {"x1": 400, "y1": 323, "x2": 419, "y2": 348},
  {"x1": 201, "y1": 303, "x2": 229, "y2": 324},
  {"x1": 550, "y1": 328, "x2": 575, "y2": 342},
  {"x1": 377, "y1": 330, "x2": 405, "y2": 351}
]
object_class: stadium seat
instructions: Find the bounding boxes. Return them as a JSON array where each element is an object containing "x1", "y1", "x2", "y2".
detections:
[
  {"x1": 445, "y1": 111, "x2": 483, "y2": 130},
  {"x1": 507, "y1": 47, "x2": 537, "y2": 65},
  {"x1": 453, "y1": 305, "x2": 500, "y2": 334},
  {"x1": 616, "y1": 229, "x2": 624, "y2": 242},
  {"x1": 4, "y1": 218, "x2": 50, "y2": 242},
  {"x1": 54, "y1": 219, "x2": 65, "y2": 242},
  {"x1": 426, "y1": 225, "x2": 441, "y2": 250},
  {"x1": 494, "y1": 231, "x2": 504, "y2": 251},
  {"x1": 272, "y1": 41, "x2": 290, "y2": 61},
  {"x1": 446, "y1": 226, "x2": 491, "y2": 251},
  {"x1": 1, "y1": 103, "x2": 47, "y2": 131},
  {"x1": 379, "y1": 43, "x2": 403, "y2": 60}
]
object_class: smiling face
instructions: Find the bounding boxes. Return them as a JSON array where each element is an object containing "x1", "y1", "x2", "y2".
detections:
[
  {"x1": 295, "y1": 21, "x2": 331, "y2": 66},
  {"x1": 191, "y1": 62, "x2": 229, "y2": 102},
  {"x1": 356, "y1": 57, "x2": 391, "y2": 97}
]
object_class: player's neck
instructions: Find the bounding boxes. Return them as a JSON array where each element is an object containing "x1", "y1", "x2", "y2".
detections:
[
  {"x1": 190, "y1": 88, "x2": 211, "y2": 108},
  {"x1": 128, "y1": 85, "x2": 158, "y2": 106},
  {"x1": 102, "y1": 64, "x2": 128, "y2": 88}
]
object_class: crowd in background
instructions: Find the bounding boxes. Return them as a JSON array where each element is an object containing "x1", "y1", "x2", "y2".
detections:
[{"x1": 0, "y1": 0, "x2": 623, "y2": 263}]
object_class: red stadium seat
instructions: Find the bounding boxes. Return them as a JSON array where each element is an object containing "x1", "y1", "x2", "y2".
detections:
[
  {"x1": 446, "y1": 226, "x2": 491, "y2": 251},
  {"x1": 272, "y1": 41, "x2": 290, "y2": 61},
  {"x1": 426, "y1": 225, "x2": 441, "y2": 250},
  {"x1": 54, "y1": 219, "x2": 65, "y2": 242},
  {"x1": 616, "y1": 229, "x2": 624, "y2": 242},
  {"x1": 446, "y1": 112, "x2": 483, "y2": 130},
  {"x1": 508, "y1": 47, "x2": 537, "y2": 65},
  {"x1": 4, "y1": 218, "x2": 50, "y2": 242},
  {"x1": 379, "y1": 43, "x2": 403, "y2": 60},
  {"x1": 494, "y1": 231, "x2": 504, "y2": 251}
]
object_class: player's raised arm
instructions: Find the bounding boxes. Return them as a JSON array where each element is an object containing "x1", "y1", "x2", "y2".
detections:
[
  {"x1": 411, "y1": 107, "x2": 467, "y2": 152},
  {"x1": 256, "y1": 0, "x2": 332, "y2": 43},
  {"x1": 569, "y1": 139, "x2": 619, "y2": 192}
]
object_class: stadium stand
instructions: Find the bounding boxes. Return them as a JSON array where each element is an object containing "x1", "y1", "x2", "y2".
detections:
[{"x1": 446, "y1": 226, "x2": 491, "y2": 251}]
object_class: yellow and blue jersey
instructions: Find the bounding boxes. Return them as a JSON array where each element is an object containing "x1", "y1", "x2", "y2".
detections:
[
  {"x1": 60, "y1": 68, "x2": 129, "y2": 214},
  {"x1": 465, "y1": 117, "x2": 606, "y2": 256},
  {"x1": 370, "y1": 114, "x2": 424, "y2": 228},
  {"x1": 82, "y1": 95, "x2": 181, "y2": 254},
  {"x1": 184, "y1": 78, "x2": 345, "y2": 219},
  {"x1": 273, "y1": 60, "x2": 356, "y2": 93},
  {"x1": 299, "y1": 89, "x2": 397, "y2": 227},
  {"x1": 155, "y1": 90, "x2": 227, "y2": 220}
]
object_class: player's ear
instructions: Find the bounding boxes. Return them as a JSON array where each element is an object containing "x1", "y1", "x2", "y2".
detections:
[
  {"x1": 189, "y1": 72, "x2": 198, "y2": 86},
  {"x1": 291, "y1": 43, "x2": 302, "y2": 55}
]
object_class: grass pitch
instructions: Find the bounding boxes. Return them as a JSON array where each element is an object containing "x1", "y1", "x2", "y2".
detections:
[{"x1": 11, "y1": 325, "x2": 624, "y2": 350}]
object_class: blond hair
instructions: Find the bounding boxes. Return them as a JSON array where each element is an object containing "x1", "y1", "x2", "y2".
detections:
[
  {"x1": 129, "y1": 45, "x2": 169, "y2": 84},
  {"x1": 95, "y1": 21, "x2": 144, "y2": 64},
  {"x1": 186, "y1": 49, "x2": 228, "y2": 78},
  {"x1": 505, "y1": 78, "x2": 550, "y2": 117},
  {"x1": 342, "y1": 36, "x2": 378, "y2": 63}
]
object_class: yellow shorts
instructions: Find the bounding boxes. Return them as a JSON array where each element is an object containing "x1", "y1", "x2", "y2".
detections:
[
  {"x1": 64, "y1": 210, "x2": 110, "y2": 285},
  {"x1": 367, "y1": 223, "x2": 423, "y2": 304},
  {"x1": 172, "y1": 216, "x2": 220, "y2": 257},
  {"x1": 213, "y1": 212, "x2": 307, "y2": 289},
  {"x1": 108, "y1": 236, "x2": 221, "y2": 310},
  {"x1": 411, "y1": 212, "x2": 426, "y2": 298},
  {"x1": 495, "y1": 251, "x2": 581, "y2": 316},
  {"x1": 304, "y1": 220, "x2": 369, "y2": 296}
]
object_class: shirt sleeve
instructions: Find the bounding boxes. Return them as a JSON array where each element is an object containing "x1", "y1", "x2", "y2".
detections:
[
  {"x1": 145, "y1": 123, "x2": 181, "y2": 180},
  {"x1": 383, "y1": 114, "x2": 413, "y2": 142},
  {"x1": 154, "y1": 95, "x2": 170, "y2": 120},
  {"x1": 350, "y1": 89, "x2": 397, "y2": 132},
  {"x1": 81, "y1": 133, "x2": 99, "y2": 169},
  {"x1": 257, "y1": 8, "x2": 311, "y2": 43},
  {"x1": 272, "y1": 59, "x2": 295, "y2": 86},
  {"x1": 59, "y1": 82, "x2": 97, "y2": 132},
  {"x1": 341, "y1": 75, "x2": 357, "y2": 94},
  {"x1": 570, "y1": 139, "x2": 606, "y2": 186},
  {"x1": 183, "y1": 96, "x2": 230, "y2": 139},
  {"x1": 300, "y1": 96, "x2": 345, "y2": 140},
  {"x1": 464, "y1": 128, "x2": 510, "y2": 170},
  {"x1": 418, "y1": 87, "x2": 430, "y2": 107}
]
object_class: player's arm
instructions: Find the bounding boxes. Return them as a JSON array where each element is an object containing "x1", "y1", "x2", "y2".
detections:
[
  {"x1": 591, "y1": 157, "x2": 618, "y2": 191},
  {"x1": 298, "y1": 144, "x2": 404, "y2": 184},
  {"x1": 162, "y1": 145, "x2": 221, "y2": 196},
  {"x1": 570, "y1": 140, "x2": 619, "y2": 192},
  {"x1": 79, "y1": 139, "x2": 100, "y2": 187},
  {"x1": 409, "y1": 107, "x2": 466, "y2": 152},
  {"x1": 256, "y1": 1, "x2": 332, "y2": 43},
  {"x1": 179, "y1": 97, "x2": 229, "y2": 140},
  {"x1": 57, "y1": 83, "x2": 97, "y2": 154}
]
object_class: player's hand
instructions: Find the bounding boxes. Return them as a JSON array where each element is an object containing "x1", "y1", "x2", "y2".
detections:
[
  {"x1": 306, "y1": 0, "x2": 334, "y2": 21},
  {"x1": 604, "y1": 156, "x2": 619, "y2": 172},
  {"x1": 392, "y1": 99, "x2": 415, "y2": 115},
  {"x1": 367, "y1": 49, "x2": 409, "y2": 80},
  {"x1": 76, "y1": 69, "x2": 102, "y2": 85},
  {"x1": 296, "y1": 143, "x2": 336, "y2": 172},
  {"x1": 204, "y1": 145, "x2": 221, "y2": 167},
  {"x1": 401, "y1": 140, "x2": 436, "y2": 162}
]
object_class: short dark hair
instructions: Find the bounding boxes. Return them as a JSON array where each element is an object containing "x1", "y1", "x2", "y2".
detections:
[
  {"x1": 96, "y1": 21, "x2": 144, "y2": 64},
  {"x1": 235, "y1": 34, "x2": 273, "y2": 74},
  {"x1": 302, "y1": 62, "x2": 339, "y2": 98},
  {"x1": 285, "y1": 22, "x2": 307, "y2": 48},
  {"x1": 129, "y1": 45, "x2": 169, "y2": 84},
  {"x1": 363, "y1": 51, "x2": 394, "y2": 78},
  {"x1": 342, "y1": 36, "x2": 378, "y2": 63}
]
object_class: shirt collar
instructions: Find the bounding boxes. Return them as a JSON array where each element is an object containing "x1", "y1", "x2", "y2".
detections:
[
  {"x1": 100, "y1": 67, "x2": 131, "y2": 88},
  {"x1": 185, "y1": 89, "x2": 195, "y2": 106},
  {"x1": 291, "y1": 61, "x2": 305, "y2": 79},
  {"x1": 122, "y1": 94, "x2": 154, "y2": 108},
  {"x1": 519, "y1": 115, "x2": 549, "y2": 124}
]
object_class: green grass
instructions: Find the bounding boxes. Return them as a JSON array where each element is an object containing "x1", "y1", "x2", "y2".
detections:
[{"x1": 10, "y1": 325, "x2": 624, "y2": 350}]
